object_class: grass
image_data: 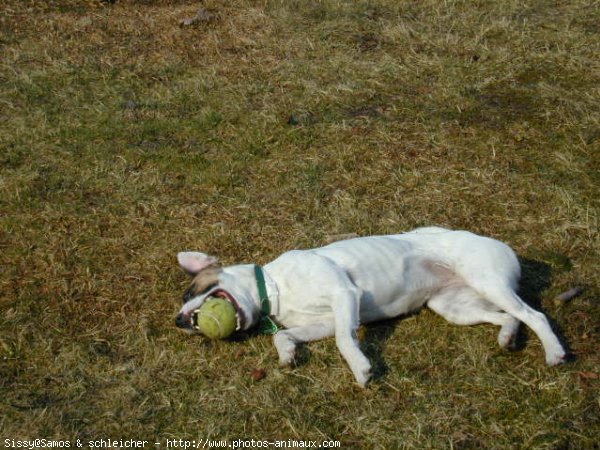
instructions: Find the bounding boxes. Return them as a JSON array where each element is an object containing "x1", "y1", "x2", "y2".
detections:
[{"x1": 1, "y1": 0, "x2": 599, "y2": 448}]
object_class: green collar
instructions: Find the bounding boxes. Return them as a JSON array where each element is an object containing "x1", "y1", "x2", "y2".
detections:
[{"x1": 254, "y1": 265, "x2": 279, "y2": 335}]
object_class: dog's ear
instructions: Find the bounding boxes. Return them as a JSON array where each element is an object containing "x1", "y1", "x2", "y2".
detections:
[{"x1": 177, "y1": 252, "x2": 220, "y2": 275}]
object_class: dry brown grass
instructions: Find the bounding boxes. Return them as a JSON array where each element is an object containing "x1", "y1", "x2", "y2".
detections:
[{"x1": 1, "y1": 0, "x2": 599, "y2": 448}]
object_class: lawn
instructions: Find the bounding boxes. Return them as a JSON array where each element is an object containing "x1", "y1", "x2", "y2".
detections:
[{"x1": 1, "y1": 0, "x2": 598, "y2": 448}]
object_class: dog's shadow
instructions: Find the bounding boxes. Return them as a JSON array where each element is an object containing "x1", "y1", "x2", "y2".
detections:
[
  {"x1": 518, "y1": 257, "x2": 552, "y2": 310},
  {"x1": 286, "y1": 321, "x2": 399, "y2": 377},
  {"x1": 361, "y1": 318, "x2": 400, "y2": 380}
]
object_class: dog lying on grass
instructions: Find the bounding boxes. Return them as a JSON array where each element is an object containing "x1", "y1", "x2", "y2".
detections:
[{"x1": 175, "y1": 227, "x2": 566, "y2": 386}]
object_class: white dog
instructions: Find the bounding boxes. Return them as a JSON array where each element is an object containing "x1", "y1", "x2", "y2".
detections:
[{"x1": 175, "y1": 227, "x2": 566, "y2": 386}]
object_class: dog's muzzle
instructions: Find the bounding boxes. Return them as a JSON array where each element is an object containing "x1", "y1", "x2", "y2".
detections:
[
  {"x1": 175, "y1": 288, "x2": 246, "y2": 331},
  {"x1": 175, "y1": 313, "x2": 189, "y2": 329},
  {"x1": 174, "y1": 310, "x2": 203, "y2": 330}
]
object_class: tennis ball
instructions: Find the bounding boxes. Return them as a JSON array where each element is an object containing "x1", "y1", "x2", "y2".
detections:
[{"x1": 194, "y1": 297, "x2": 237, "y2": 339}]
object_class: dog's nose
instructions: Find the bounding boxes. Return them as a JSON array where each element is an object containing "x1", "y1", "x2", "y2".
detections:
[{"x1": 175, "y1": 313, "x2": 187, "y2": 328}]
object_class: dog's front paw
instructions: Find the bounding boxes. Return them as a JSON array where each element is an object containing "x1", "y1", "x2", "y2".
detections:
[
  {"x1": 546, "y1": 347, "x2": 567, "y2": 366},
  {"x1": 351, "y1": 357, "x2": 373, "y2": 388},
  {"x1": 355, "y1": 366, "x2": 372, "y2": 388},
  {"x1": 274, "y1": 332, "x2": 296, "y2": 366}
]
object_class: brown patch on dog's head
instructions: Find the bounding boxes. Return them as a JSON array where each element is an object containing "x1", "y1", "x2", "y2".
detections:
[{"x1": 183, "y1": 263, "x2": 222, "y2": 303}]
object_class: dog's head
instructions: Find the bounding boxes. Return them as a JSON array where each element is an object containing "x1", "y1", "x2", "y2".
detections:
[{"x1": 175, "y1": 252, "x2": 261, "y2": 335}]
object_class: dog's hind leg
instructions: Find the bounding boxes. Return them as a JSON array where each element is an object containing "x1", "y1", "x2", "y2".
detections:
[
  {"x1": 468, "y1": 280, "x2": 566, "y2": 365},
  {"x1": 427, "y1": 285, "x2": 520, "y2": 349},
  {"x1": 274, "y1": 322, "x2": 334, "y2": 366}
]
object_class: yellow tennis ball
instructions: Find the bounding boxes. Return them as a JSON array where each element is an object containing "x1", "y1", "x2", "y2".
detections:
[{"x1": 194, "y1": 297, "x2": 237, "y2": 339}]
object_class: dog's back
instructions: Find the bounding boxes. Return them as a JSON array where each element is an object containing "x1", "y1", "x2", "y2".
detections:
[{"x1": 315, "y1": 227, "x2": 520, "y2": 290}]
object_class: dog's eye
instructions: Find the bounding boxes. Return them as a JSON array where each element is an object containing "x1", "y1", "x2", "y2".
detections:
[
  {"x1": 182, "y1": 283, "x2": 217, "y2": 304},
  {"x1": 182, "y1": 288, "x2": 194, "y2": 304}
]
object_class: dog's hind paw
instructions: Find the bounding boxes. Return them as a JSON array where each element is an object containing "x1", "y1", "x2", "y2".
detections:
[{"x1": 498, "y1": 329, "x2": 518, "y2": 350}]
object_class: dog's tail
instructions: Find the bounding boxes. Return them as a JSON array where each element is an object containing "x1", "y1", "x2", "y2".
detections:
[{"x1": 553, "y1": 287, "x2": 583, "y2": 304}]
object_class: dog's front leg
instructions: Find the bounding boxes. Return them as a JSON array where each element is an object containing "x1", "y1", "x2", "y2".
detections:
[
  {"x1": 274, "y1": 322, "x2": 334, "y2": 366},
  {"x1": 332, "y1": 288, "x2": 372, "y2": 387}
]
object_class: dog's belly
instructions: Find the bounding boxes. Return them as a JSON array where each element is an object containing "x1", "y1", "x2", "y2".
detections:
[
  {"x1": 353, "y1": 252, "x2": 446, "y2": 323},
  {"x1": 358, "y1": 287, "x2": 436, "y2": 323}
]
